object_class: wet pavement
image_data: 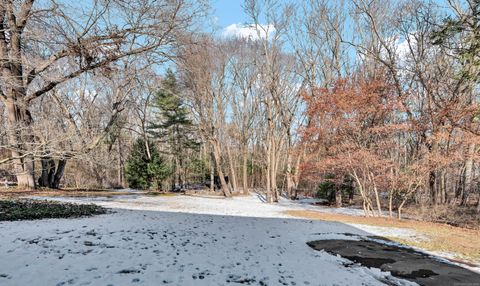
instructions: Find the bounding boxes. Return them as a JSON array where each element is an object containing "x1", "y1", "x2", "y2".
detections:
[{"x1": 307, "y1": 238, "x2": 480, "y2": 286}]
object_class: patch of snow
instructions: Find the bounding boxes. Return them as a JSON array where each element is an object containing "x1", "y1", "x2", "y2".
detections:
[
  {"x1": 0, "y1": 209, "x2": 418, "y2": 286},
  {"x1": 22, "y1": 192, "x2": 479, "y2": 275},
  {"x1": 25, "y1": 194, "x2": 432, "y2": 243}
]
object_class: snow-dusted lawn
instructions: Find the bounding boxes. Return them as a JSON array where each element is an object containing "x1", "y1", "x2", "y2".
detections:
[
  {"x1": 0, "y1": 206, "x2": 418, "y2": 286},
  {"x1": 30, "y1": 193, "x2": 424, "y2": 242}
]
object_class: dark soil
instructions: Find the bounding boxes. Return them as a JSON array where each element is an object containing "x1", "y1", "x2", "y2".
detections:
[
  {"x1": 307, "y1": 238, "x2": 480, "y2": 286},
  {"x1": 0, "y1": 199, "x2": 106, "y2": 221}
]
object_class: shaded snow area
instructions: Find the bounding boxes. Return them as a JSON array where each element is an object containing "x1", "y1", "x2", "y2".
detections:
[{"x1": 0, "y1": 209, "x2": 417, "y2": 286}]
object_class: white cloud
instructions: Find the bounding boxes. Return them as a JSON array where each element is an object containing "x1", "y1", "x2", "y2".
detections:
[
  {"x1": 357, "y1": 33, "x2": 417, "y2": 64},
  {"x1": 389, "y1": 34, "x2": 417, "y2": 61},
  {"x1": 222, "y1": 23, "x2": 275, "y2": 41}
]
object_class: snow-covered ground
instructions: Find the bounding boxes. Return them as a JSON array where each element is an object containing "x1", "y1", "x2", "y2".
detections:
[
  {"x1": 29, "y1": 193, "x2": 424, "y2": 242},
  {"x1": 0, "y1": 192, "x2": 471, "y2": 285},
  {"x1": 0, "y1": 209, "x2": 417, "y2": 286}
]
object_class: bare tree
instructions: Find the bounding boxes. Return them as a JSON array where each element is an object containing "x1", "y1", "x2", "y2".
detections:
[{"x1": 0, "y1": 0, "x2": 205, "y2": 187}]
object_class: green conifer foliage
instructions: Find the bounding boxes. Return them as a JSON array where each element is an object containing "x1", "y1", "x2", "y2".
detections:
[
  {"x1": 149, "y1": 69, "x2": 201, "y2": 188},
  {"x1": 125, "y1": 138, "x2": 171, "y2": 189}
]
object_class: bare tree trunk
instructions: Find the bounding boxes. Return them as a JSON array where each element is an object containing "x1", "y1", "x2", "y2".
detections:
[
  {"x1": 210, "y1": 152, "x2": 215, "y2": 193},
  {"x1": 440, "y1": 169, "x2": 447, "y2": 204},
  {"x1": 286, "y1": 153, "x2": 293, "y2": 199},
  {"x1": 477, "y1": 192, "x2": 480, "y2": 212},
  {"x1": 266, "y1": 139, "x2": 272, "y2": 202},
  {"x1": 271, "y1": 138, "x2": 279, "y2": 202},
  {"x1": 291, "y1": 149, "x2": 303, "y2": 200},
  {"x1": 52, "y1": 160, "x2": 67, "y2": 189},
  {"x1": 429, "y1": 141, "x2": 439, "y2": 205},
  {"x1": 462, "y1": 143, "x2": 475, "y2": 206},
  {"x1": 388, "y1": 190, "x2": 393, "y2": 217},
  {"x1": 39, "y1": 158, "x2": 50, "y2": 187},
  {"x1": 265, "y1": 101, "x2": 274, "y2": 203},
  {"x1": 47, "y1": 159, "x2": 56, "y2": 187},
  {"x1": 5, "y1": 97, "x2": 36, "y2": 188},
  {"x1": 212, "y1": 143, "x2": 231, "y2": 197},
  {"x1": 335, "y1": 186, "x2": 342, "y2": 207},
  {"x1": 117, "y1": 138, "x2": 124, "y2": 187},
  {"x1": 242, "y1": 145, "x2": 248, "y2": 194},
  {"x1": 373, "y1": 185, "x2": 382, "y2": 216},
  {"x1": 226, "y1": 144, "x2": 238, "y2": 193},
  {"x1": 429, "y1": 170, "x2": 437, "y2": 205},
  {"x1": 369, "y1": 172, "x2": 383, "y2": 216}
]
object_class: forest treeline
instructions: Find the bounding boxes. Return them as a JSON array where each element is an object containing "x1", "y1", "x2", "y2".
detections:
[{"x1": 0, "y1": 0, "x2": 479, "y2": 218}]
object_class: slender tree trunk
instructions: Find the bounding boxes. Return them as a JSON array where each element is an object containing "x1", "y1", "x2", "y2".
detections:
[
  {"x1": 462, "y1": 143, "x2": 475, "y2": 206},
  {"x1": 226, "y1": 144, "x2": 238, "y2": 193},
  {"x1": 429, "y1": 170, "x2": 437, "y2": 205},
  {"x1": 212, "y1": 143, "x2": 231, "y2": 197},
  {"x1": 429, "y1": 141, "x2": 439, "y2": 205},
  {"x1": 117, "y1": 138, "x2": 124, "y2": 187},
  {"x1": 440, "y1": 169, "x2": 447, "y2": 204},
  {"x1": 265, "y1": 101, "x2": 273, "y2": 203},
  {"x1": 291, "y1": 149, "x2": 303, "y2": 200},
  {"x1": 335, "y1": 186, "x2": 342, "y2": 207},
  {"x1": 352, "y1": 171, "x2": 368, "y2": 216},
  {"x1": 271, "y1": 138, "x2": 279, "y2": 202},
  {"x1": 266, "y1": 140, "x2": 272, "y2": 202},
  {"x1": 210, "y1": 152, "x2": 215, "y2": 193},
  {"x1": 242, "y1": 145, "x2": 248, "y2": 194},
  {"x1": 286, "y1": 154, "x2": 293, "y2": 199},
  {"x1": 388, "y1": 190, "x2": 393, "y2": 217}
]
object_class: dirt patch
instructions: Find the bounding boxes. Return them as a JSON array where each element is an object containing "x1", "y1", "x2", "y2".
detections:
[
  {"x1": 285, "y1": 210, "x2": 480, "y2": 264},
  {"x1": 307, "y1": 239, "x2": 480, "y2": 286}
]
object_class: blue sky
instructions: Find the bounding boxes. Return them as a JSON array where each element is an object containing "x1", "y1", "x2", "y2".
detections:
[
  {"x1": 212, "y1": 0, "x2": 248, "y2": 27},
  {"x1": 210, "y1": 0, "x2": 276, "y2": 40}
]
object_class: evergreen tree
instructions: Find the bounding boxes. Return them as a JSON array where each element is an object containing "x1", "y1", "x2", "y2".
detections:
[
  {"x1": 149, "y1": 69, "x2": 200, "y2": 189},
  {"x1": 432, "y1": 1, "x2": 480, "y2": 83},
  {"x1": 125, "y1": 138, "x2": 171, "y2": 189}
]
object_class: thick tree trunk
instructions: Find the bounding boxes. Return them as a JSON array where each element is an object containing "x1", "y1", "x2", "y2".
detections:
[
  {"x1": 37, "y1": 158, "x2": 66, "y2": 189},
  {"x1": 39, "y1": 159, "x2": 49, "y2": 187},
  {"x1": 39, "y1": 158, "x2": 55, "y2": 187},
  {"x1": 52, "y1": 159, "x2": 67, "y2": 189},
  {"x1": 5, "y1": 97, "x2": 36, "y2": 188}
]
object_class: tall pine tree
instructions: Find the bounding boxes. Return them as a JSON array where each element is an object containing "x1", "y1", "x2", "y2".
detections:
[{"x1": 149, "y1": 69, "x2": 200, "y2": 189}]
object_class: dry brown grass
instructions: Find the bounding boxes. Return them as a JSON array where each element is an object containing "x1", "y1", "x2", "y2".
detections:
[
  {"x1": 145, "y1": 192, "x2": 178, "y2": 197},
  {"x1": 285, "y1": 209, "x2": 480, "y2": 264},
  {"x1": 403, "y1": 204, "x2": 480, "y2": 229}
]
